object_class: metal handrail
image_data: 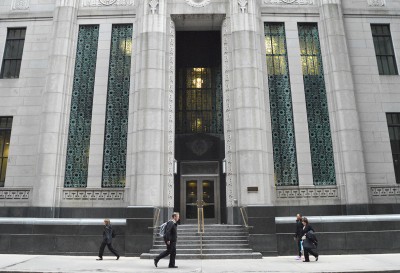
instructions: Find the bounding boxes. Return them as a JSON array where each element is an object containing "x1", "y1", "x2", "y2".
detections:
[
  {"x1": 239, "y1": 206, "x2": 253, "y2": 229},
  {"x1": 197, "y1": 207, "x2": 205, "y2": 234},
  {"x1": 150, "y1": 207, "x2": 161, "y2": 229}
]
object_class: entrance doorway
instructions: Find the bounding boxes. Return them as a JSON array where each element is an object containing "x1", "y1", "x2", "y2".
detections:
[
  {"x1": 182, "y1": 177, "x2": 219, "y2": 224},
  {"x1": 174, "y1": 31, "x2": 226, "y2": 224}
]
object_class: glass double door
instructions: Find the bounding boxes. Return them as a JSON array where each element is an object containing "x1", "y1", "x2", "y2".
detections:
[{"x1": 182, "y1": 177, "x2": 218, "y2": 224}]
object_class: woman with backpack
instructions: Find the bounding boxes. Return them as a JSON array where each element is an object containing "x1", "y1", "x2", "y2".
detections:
[
  {"x1": 301, "y1": 217, "x2": 319, "y2": 262},
  {"x1": 96, "y1": 219, "x2": 120, "y2": 260}
]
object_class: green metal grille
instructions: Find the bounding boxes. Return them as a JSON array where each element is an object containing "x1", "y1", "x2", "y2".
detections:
[
  {"x1": 64, "y1": 25, "x2": 99, "y2": 188},
  {"x1": 298, "y1": 23, "x2": 336, "y2": 186},
  {"x1": 265, "y1": 23, "x2": 299, "y2": 186},
  {"x1": 102, "y1": 24, "x2": 132, "y2": 188}
]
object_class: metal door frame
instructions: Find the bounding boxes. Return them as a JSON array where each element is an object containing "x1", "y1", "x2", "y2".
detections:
[{"x1": 180, "y1": 174, "x2": 220, "y2": 224}]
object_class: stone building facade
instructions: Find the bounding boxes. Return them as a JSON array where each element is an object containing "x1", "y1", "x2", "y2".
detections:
[{"x1": 0, "y1": 0, "x2": 400, "y2": 227}]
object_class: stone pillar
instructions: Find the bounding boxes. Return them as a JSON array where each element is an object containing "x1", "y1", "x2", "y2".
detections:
[
  {"x1": 319, "y1": 0, "x2": 369, "y2": 204},
  {"x1": 35, "y1": 0, "x2": 79, "y2": 208},
  {"x1": 129, "y1": 0, "x2": 169, "y2": 206},
  {"x1": 229, "y1": 0, "x2": 273, "y2": 206}
]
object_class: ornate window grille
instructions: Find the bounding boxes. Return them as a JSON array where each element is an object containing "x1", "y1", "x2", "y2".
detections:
[
  {"x1": 176, "y1": 67, "x2": 223, "y2": 135},
  {"x1": 64, "y1": 25, "x2": 99, "y2": 188},
  {"x1": 298, "y1": 23, "x2": 336, "y2": 186},
  {"x1": 101, "y1": 24, "x2": 132, "y2": 188},
  {"x1": 0, "y1": 117, "x2": 13, "y2": 187},
  {"x1": 0, "y1": 28, "x2": 26, "y2": 79},
  {"x1": 264, "y1": 22, "x2": 299, "y2": 186}
]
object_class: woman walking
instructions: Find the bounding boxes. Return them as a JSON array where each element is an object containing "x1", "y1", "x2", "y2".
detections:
[{"x1": 301, "y1": 217, "x2": 318, "y2": 262}]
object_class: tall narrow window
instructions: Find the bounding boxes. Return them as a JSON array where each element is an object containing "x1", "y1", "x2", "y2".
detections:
[
  {"x1": 176, "y1": 67, "x2": 223, "y2": 134},
  {"x1": 298, "y1": 23, "x2": 336, "y2": 186},
  {"x1": 386, "y1": 113, "x2": 400, "y2": 184},
  {"x1": 64, "y1": 25, "x2": 99, "y2": 188},
  {"x1": 102, "y1": 24, "x2": 132, "y2": 188},
  {"x1": 0, "y1": 28, "x2": 26, "y2": 79},
  {"x1": 0, "y1": 117, "x2": 13, "y2": 187},
  {"x1": 371, "y1": 24, "x2": 398, "y2": 75},
  {"x1": 264, "y1": 22, "x2": 299, "y2": 186}
]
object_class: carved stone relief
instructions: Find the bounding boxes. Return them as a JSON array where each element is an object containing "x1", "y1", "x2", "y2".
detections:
[
  {"x1": 263, "y1": 0, "x2": 314, "y2": 5},
  {"x1": 11, "y1": 0, "x2": 30, "y2": 10},
  {"x1": 0, "y1": 189, "x2": 30, "y2": 200},
  {"x1": 63, "y1": 189, "x2": 125, "y2": 201},
  {"x1": 238, "y1": 0, "x2": 248, "y2": 13},
  {"x1": 81, "y1": 0, "x2": 134, "y2": 7},
  {"x1": 149, "y1": 0, "x2": 159, "y2": 14},
  {"x1": 276, "y1": 187, "x2": 338, "y2": 199},
  {"x1": 167, "y1": 19, "x2": 176, "y2": 208},
  {"x1": 368, "y1": 0, "x2": 385, "y2": 6},
  {"x1": 186, "y1": 0, "x2": 211, "y2": 8}
]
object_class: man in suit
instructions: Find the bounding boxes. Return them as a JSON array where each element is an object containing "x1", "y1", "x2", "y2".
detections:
[
  {"x1": 154, "y1": 212, "x2": 180, "y2": 268},
  {"x1": 294, "y1": 213, "x2": 303, "y2": 260},
  {"x1": 96, "y1": 219, "x2": 119, "y2": 260}
]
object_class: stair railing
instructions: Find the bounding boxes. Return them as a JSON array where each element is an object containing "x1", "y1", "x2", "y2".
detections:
[
  {"x1": 153, "y1": 207, "x2": 161, "y2": 229},
  {"x1": 239, "y1": 206, "x2": 253, "y2": 229},
  {"x1": 197, "y1": 207, "x2": 205, "y2": 234}
]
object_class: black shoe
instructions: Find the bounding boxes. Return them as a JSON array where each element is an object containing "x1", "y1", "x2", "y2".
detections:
[
  {"x1": 303, "y1": 260, "x2": 310, "y2": 262},
  {"x1": 154, "y1": 259, "x2": 158, "y2": 267},
  {"x1": 315, "y1": 256, "x2": 319, "y2": 261},
  {"x1": 169, "y1": 265, "x2": 178, "y2": 268},
  {"x1": 96, "y1": 257, "x2": 103, "y2": 260},
  {"x1": 116, "y1": 256, "x2": 120, "y2": 260}
]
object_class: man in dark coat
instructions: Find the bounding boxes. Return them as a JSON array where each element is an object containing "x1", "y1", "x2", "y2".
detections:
[
  {"x1": 154, "y1": 212, "x2": 180, "y2": 268},
  {"x1": 300, "y1": 217, "x2": 319, "y2": 262},
  {"x1": 96, "y1": 219, "x2": 119, "y2": 260},
  {"x1": 294, "y1": 213, "x2": 303, "y2": 260}
]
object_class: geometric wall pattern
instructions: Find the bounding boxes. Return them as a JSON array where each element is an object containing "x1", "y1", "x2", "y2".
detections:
[
  {"x1": 265, "y1": 22, "x2": 299, "y2": 186},
  {"x1": 64, "y1": 25, "x2": 99, "y2": 188},
  {"x1": 298, "y1": 23, "x2": 336, "y2": 186},
  {"x1": 102, "y1": 24, "x2": 133, "y2": 188}
]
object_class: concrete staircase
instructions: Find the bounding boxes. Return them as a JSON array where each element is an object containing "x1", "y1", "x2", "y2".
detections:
[{"x1": 140, "y1": 224, "x2": 262, "y2": 259}]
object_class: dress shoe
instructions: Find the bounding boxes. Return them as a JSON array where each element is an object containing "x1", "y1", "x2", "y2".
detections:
[
  {"x1": 315, "y1": 256, "x2": 319, "y2": 261},
  {"x1": 154, "y1": 258, "x2": 158, "y2": 267},
  {"x1": 303, "y1": 260, "x2": 310, "y2": 262},
  {"x1": 96, "y1": 258, "x2": 103, "y2": 260},
  {"x1": 169, "y1": 265, "x2": 178, "y2": 268},
  {"x1": 116, "y1": 256, "x2": 120, "y2": 260}
]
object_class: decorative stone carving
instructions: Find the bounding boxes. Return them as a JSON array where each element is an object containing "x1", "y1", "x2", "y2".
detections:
[
  {"x1": 11, "y1": 0, "x2": 30, "y2": 10},
  {"x1": 368, "y1": 0, "x2": 385, "y2": 6},
  {"x1": 263, "y1": 0, "x2": 314, "y2": 5},
  {"x1": 0, "y1": 189, "x2": 30, "y2": 200},
  {"x1": 186, "y1": 0, "x2": 211, "y2": 8},
  {"x1": 167, "y1": 19, "x2": 176, "y2": 208},
  {"x1": 81, "y1": 0, "x2": 134, "y2": 7},
  {"x1": 238, "y1": 0, "x2": 248, "y2": 13},
  {"x1": 222, "y1": 19, "x2": 234, "y2": 207},
  {"x1": 63, "y1": 189, "x2": 124, "y2": 201},
  {"x1": 370, "y1": 186, "x2": 400, "y2": 197},
  {"x1": 276, "y1": 186, "x2": 338, "y2": 198},
  {"x1": 149, "y1": 0, "x2": 158, "y2": 14}
]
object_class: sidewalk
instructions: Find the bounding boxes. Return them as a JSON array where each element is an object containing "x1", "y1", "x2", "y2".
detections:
[{"x1": 0, "y1": 254, "x2": 400, "y2": 273}]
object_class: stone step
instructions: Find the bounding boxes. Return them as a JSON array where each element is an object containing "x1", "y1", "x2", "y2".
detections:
[
  {"x1": 153, "y1": 239, "x2": 249, "y2": 245},
  {"x1": 149, "y1": 248, "x2": 253, "y2": 254},
  {"x1": 155, "y1": 235, "x2": 249, "y2": 240},
  {"x1": 140, "y1": 252, "x2": 263, "y2": 259},
  {"x1": 152, "y1": 244, "x2": 249, "y2": 249}
]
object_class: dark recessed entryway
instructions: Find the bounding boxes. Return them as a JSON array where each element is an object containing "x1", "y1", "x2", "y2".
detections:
[{"x1": 174, "y1": 31, "x2": 226, "y2": 224}]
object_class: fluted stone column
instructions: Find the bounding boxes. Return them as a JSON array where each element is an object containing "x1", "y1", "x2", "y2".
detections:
[
  {"x1": 319, "y1": 0, "x2": 369, "y2": 204},
  {"x1": 229, "y1": 0, "x2": 273, "y2": 206},
  {"x1": 35, "y1": 0, "x2": 79, "y2": 208},
  {"x1": 129, "y1": 0, "x2": 169, "y2": 206}
]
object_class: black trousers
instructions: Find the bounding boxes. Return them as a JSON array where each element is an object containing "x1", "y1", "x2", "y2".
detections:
[
  {"x1": 296, "y1": 237, "x2": 302, "y2": 257},
  {"x1": 98, "y1": 241, "x2": 119, "y2": 258},
  {"x1": 304, "y1": 247, "x2": 318, "y2": 261},
  {"x1": 155, "y1": 241, "x2": 176, "y2": 267}
]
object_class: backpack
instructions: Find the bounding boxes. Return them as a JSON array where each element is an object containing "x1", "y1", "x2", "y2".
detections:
[{"x1": 158, "y1": 221, "x2": 170, "y2": 237}]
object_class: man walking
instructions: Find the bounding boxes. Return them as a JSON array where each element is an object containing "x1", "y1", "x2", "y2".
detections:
[
  {"x1": 294, "y1": 213, "x2": 303, "y2": 260},
  {"x1": 96, "y1": 219, "x2": 119, "y2": 260},
  {"x1": 154, "y1": 212, "x2": 180, "y2": 268}
]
